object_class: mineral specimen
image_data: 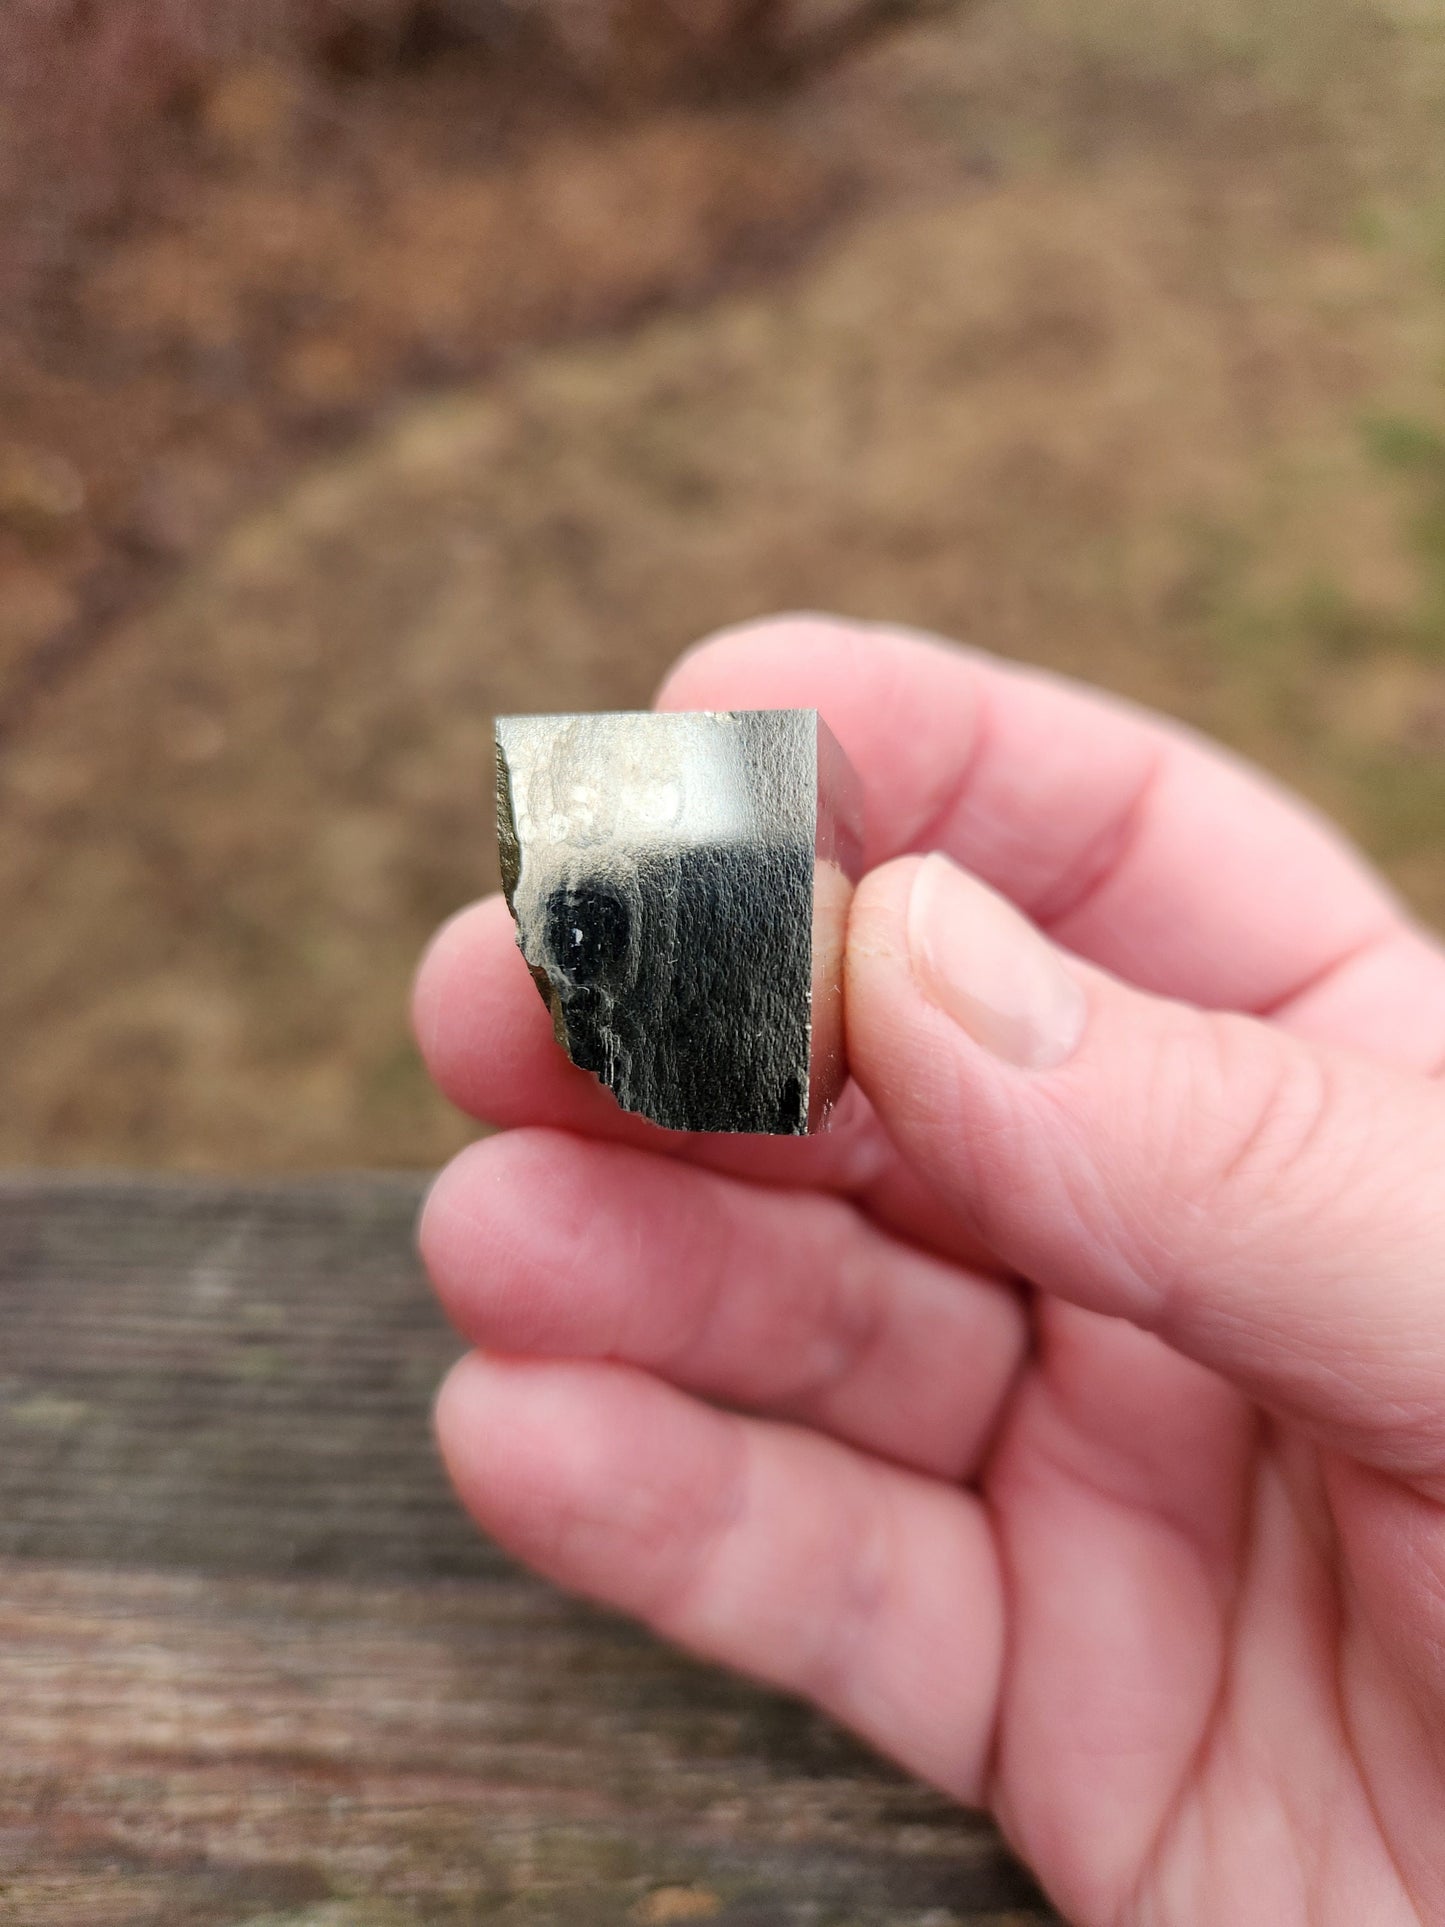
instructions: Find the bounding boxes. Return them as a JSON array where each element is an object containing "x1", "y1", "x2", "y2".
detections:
[{"x1": 495, "y1": 708, "x2": 863, "y2": 1135}]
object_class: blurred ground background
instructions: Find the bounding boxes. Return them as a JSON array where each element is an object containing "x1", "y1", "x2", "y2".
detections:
[{"x1": 2, "y1": 0, "x2": 1444, "y2": 1170}]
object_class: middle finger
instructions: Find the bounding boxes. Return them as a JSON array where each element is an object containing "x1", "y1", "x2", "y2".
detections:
[{"x1": 421, "y1": 1128, "x2": 1028, "y2": 1481}]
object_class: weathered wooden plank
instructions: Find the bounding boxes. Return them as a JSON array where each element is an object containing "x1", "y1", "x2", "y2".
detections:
[
  {"x1": 0, "y1": 1174, "x2": 480, "y2": 1580},
  {"x1": 0, "y1": 1176, "x2": 1058, "y2": 1924}
]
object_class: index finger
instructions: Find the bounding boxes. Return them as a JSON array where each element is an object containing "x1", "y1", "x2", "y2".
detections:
[{"x1": 661, "y1": 617, "x2": 1445, "y2": 1063}]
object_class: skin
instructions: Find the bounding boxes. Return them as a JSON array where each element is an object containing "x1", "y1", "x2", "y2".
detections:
[{"x1": 412, "y1": 617, "x2": 1445, "y2": 1925}]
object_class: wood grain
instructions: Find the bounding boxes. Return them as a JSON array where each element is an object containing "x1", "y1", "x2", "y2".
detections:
[{"x1": 0, "y1": 1175, "x2": 1057, "y2": 1925}]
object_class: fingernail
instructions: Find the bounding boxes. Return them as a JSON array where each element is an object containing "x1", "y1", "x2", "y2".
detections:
[{"x1": 907, "y1": 854, "x2": 1087, "y2": 1069}]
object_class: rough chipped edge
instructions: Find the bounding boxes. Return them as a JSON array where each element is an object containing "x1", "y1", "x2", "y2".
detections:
[{"x1": 494, "y1": 723, "x2": 570, "y2": 1048}]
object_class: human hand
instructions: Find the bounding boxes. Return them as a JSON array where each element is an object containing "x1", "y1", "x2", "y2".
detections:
[{"x1": 413, "y1": 618, "x2": 1445, "y2": 1925}]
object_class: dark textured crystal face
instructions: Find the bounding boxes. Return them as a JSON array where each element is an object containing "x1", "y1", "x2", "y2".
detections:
[
  {"x1": 546, "y1": 883, "x2": 632, "y2": 991},
  {"x1": 495, "y1": 709, "x2": 861, "y2": 1136}
]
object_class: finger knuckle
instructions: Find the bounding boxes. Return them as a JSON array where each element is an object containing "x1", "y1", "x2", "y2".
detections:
[{"x1": 1170, "y1": 1014, "x2": 1344, "y2": 1234}]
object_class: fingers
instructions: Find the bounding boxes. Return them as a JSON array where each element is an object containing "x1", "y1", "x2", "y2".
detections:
[
  {"x1": 1262, "y1": 920, "x2": 1445, "y2": 1074},
  {"x1": 847, "y1": 854, "x2": 1445, "y2": 1480},
  {"x1": 412, "y1": 894, "x2": 897, "y2": 1195},
  {"x1": 663, "y1": 616, "x2": 1445, "y2": 1041},
  {"x1": 435, "y1": 1352, "x2": 1004, "y2": 1802},
  {"x1": 421, "y1": 1130, "x2": 1027, "y2": 1479},
  {"x1": 412, "y1": 893, "x2": 1008, "y2": 1269}
]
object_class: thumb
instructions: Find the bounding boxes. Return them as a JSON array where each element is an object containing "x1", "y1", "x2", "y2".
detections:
[{"x1": 846, "y1": 854, "x2": 1445, "y2": 1480}]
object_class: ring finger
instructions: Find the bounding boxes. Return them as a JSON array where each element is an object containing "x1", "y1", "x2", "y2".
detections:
[{"x1": 421, "y1": 1128, "x2": 1029, "y2": 1481}]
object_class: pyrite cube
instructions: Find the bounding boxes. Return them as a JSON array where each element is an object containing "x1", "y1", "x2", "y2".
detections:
[{"x1": 495, "y1": 709, "x2": 863, "y2": 1135}]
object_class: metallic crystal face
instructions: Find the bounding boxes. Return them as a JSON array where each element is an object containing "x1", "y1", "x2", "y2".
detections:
[{"x1": 495, "y1": 708, "x2": 863, "y2": 1135}]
